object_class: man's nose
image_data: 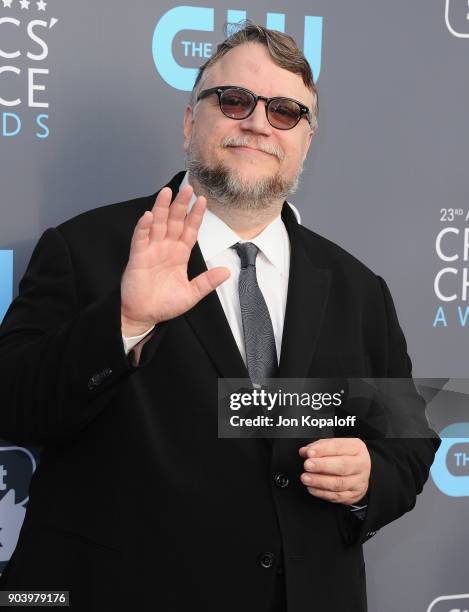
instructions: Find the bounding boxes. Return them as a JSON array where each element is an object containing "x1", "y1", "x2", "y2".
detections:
[{"x1": 238, "y1": 99, "x2": 273, "y2": 135}]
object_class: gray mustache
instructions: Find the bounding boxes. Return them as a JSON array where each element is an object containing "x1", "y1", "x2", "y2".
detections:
[{"x1": 220, "y1": 136, "x2": 285, "y2": 162}]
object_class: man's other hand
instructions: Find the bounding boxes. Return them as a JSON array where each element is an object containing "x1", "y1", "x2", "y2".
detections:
[{"x1": 299, "y1": 438, "x2": 371, "y2": 505}]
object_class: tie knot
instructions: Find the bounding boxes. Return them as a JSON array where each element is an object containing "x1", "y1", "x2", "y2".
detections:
[{"x1": 233, "y1": 242, "x2": 259, "y2": 269}]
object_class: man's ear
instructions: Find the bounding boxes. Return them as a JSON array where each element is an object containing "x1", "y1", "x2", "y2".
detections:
[
  {"x1": 183, "y1": 105, "x2": 194, "y2": 153},
  {"x1": 302, "y1": 126, "x2": 316, "y2": 162}
]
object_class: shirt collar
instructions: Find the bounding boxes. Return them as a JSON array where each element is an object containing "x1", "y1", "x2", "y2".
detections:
[{"x1": 178, "y1": 171, "x2": 292, "y2": 273}]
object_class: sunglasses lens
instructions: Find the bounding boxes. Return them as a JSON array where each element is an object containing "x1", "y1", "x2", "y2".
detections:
[
  {"x1": 268, "y1": 99, "x2": 302, "y2": 129},
  {"x1": 220, "y1": 89, "x2": 254, "y2": 119}
]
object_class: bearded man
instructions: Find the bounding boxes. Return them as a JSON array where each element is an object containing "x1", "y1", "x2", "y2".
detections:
[{"x1": 0, "y1": 21, "x2": 440, "y2": 612}]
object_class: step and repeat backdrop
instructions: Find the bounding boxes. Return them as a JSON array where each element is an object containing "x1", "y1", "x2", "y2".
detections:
[{"x1": 0, "y1": 1, "x2": 468, "y2": 610}]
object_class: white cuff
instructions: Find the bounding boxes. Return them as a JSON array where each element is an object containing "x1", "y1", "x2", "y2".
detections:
[{"x1": 122, "y1": 325, "x2": 156, "y2": 355}]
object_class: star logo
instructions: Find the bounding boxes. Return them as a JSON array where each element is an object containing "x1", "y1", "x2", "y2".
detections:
[
  {"x1": 19, "y1": 0, "x2": 30, "y2": 8},
  {"x1": 2, "y1": 0, "x2": 13, "y2": 8},
  {"x1": 36, "y1": 0, "x2": 46, "y2": 10}
]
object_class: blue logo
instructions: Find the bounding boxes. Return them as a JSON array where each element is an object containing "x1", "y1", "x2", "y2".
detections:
[
  {"x1": 152, "y1": 6, "x2": 323, "y2": 91},
  {"x1": 431, "y1": 422, "x2": 469, "y2": 497},
  {"x1": 0, "y1": 250, "x2": 13, "y2": 323}
]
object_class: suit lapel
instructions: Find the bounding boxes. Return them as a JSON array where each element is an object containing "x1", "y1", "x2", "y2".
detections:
[
  {"x1": 185, "y1": 242, "x2": 249, "y2": 380},
  {"x1": 159, "y1": 171, "x2": 248, "y2": 380},
  {"x1": 278, "y1": 203, "x2": 332, "y2": 379}
]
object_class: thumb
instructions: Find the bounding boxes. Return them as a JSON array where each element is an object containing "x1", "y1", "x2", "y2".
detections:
[{"x1": 190, "y1": 267, "x2": 231, "y2": 303}]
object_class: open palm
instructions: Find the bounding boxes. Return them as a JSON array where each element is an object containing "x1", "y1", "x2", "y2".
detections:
[{"x1": 121, "y1": 184, "x2": 230, "y2": 336}]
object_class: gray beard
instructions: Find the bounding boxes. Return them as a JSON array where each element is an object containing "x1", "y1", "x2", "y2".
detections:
[{"x1": 186, "y1": 156, "x2": 302, "y2": 211}]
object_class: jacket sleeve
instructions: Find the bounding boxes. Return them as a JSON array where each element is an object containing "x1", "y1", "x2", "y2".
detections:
[
  {"x1": 336, "y1": 276, "x2": 441, "y2": 546},
  {"x1": 0, "y1": 227, "x2": 163, "y2": 446}
]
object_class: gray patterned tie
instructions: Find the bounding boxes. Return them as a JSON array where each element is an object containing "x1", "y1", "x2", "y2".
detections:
[{"x1": 232, "y1": 242, "x2": 278, "y2": 388}]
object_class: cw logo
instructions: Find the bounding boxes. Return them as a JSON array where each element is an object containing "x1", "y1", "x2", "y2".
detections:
[
  {"x1": 152, "y1": 6, "x2": 323, "y2": 91},
  {"x1": 0, "y1": 250, "x2": 13, "y2": 324},
  {"x1": 431, "y1": 422, "x2": 469, "y2": 497}
]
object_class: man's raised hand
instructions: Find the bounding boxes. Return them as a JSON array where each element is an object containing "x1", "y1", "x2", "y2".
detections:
[{"x1": 121, "y1": 184, "x2": 230, "y2": 336}]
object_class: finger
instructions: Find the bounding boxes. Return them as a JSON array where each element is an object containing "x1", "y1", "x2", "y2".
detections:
[
  {"x1": 166, "y1": 184, "x2": 194, "y2": 240},
  {"x1": 150, "y1": 187, "x2": 172, "y2": 242},
  {"x1": 189, "y1": 267, "x2": 231, "y2": 303},
  {"x1": 299, "y1": 437, "x2": 360, "y2": 458},
  {"x1": 298, "y1": 439, "x2": 319, "y2": 458},
  {"x1": 130, "y1": 210, "x2": 153, "y2": 256},
  {"x1": 300, "y1": 472, "x2": 355, "y2": 493},
  {"x1": 303, "y1": 455, "x2": 360, "y2": 477},
  {"x1": 180, "y1": 195, "x2": 207, "y2": 248},
  {"x1": 306, "y1": 486, "x2": 363, "y2": 505},
  {"x1": 306, "y1": 487, "x2": 348, "y2": 503}
]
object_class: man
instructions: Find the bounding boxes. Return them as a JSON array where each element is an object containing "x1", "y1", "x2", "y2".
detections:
[{"x1": 0, "y1": 22, "x2": 439, "y2": 612}]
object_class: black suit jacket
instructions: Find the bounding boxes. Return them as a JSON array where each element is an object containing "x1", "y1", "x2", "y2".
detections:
[{"x1": 0, "y1": 171, "x2": 440, "y2": 611}]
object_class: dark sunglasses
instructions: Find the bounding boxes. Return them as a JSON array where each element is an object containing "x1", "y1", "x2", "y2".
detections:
[{"x1": 196, "y1": 85, "x2": 313, "y2": 130}]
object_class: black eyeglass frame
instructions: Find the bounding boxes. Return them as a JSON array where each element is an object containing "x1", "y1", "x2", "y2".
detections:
[{"x1": 196, "y1": 85, "x2": 313, "y2": 130}]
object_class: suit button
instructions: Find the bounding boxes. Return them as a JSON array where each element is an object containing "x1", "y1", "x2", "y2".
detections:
[
  {"x1": 259, "y1": 552, "x2": 275, "y2": 569},
  {"x1": 274, "y1": 473, "x2": 289, "y2": 488}
]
